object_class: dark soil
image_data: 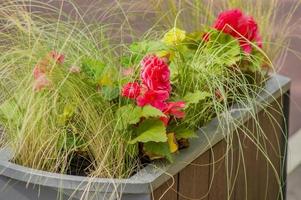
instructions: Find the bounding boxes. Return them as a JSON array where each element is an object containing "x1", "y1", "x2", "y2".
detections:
[{"x1": 66, "y1": 151, "x2": 93, "y2": 176}]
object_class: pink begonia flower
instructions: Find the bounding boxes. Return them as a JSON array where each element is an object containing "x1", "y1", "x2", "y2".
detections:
[
  {"x1": 122, "y1": 82, "x2": 141, "y2": 99},
  {"x1": 213, "y1": 9, "x2": 262, "y2": 53},
  {"x1": 140, "y1": 55, "x2": 171, "y2": 92},
  {"x1": 69, "y1": 66, "x2": 81, "y2": 73},
  {"x1": 33, "y1": 74, "x2": 51, "y2": 91},
  {"x1": 49, "y1": 51, "x2": 65, "y2": 64}
]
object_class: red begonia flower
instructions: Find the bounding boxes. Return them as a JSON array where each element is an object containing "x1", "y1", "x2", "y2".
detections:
[
  {"x1": 49, "y1": 51, "x2": 65, "y2": 64},
  {"x1": 122, "y1": 82, "x2": 141, "y2": 99},
  {"x1": 141, "y1": 55, "x2": 171, "y2": 92},
  {"x1": 136, "y1": 88, "x2": 169, "y2": 111},
  {"x1": 213, "y1": 9, "x2": 262, "y2": 53}
]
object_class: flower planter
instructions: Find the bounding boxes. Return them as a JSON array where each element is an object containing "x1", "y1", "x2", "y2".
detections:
[{"x1": 0, "y1": 74, "x2": 290, "y2": 200}]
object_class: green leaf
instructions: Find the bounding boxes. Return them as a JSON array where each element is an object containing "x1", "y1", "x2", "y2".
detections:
[
  {"x1": 126, "y1": 41, "x2": 169, "y2": 67},
  {"x1": 130, "y1": 41, "x2": 168, "y2": 54},
  {"x1": 121, "y1": 56, "x2": 131, "y2": 67},
  {"x1": 142, "y1": 105, "x2": 166, "y2": 118},
  {"x1": 81, "y1": 57, "x2": 106, "y2": 82},
  {"x1": 57, "y1": 131, "x2": 86, "y2": 151},
  {"x1": 175, "y1": 128, "x2": 197, "y2": 139},
  {"x1": 245, "y1": 49, "x2": 265, "y2": 72},
  {"x1": 98, "y1": 67, "x2": 119, "y2": 87},
  {"x1": 144, "y1": 142, "x2": 173, "y2": 162},
  {"x1": 116, "y1": 105, "x2": 142, "y2": 129},
  {"x1": 128, "y1": 107, "x2": 143, "y2": 124},
  {"x1": 58, "y1": 104, "x2": 77, "y2": 125},
  {"x1": 116, "y1": 105, "x2": 166, "y2": 131},
  {"x1": 185, "y1": 31, "x2": 204, "y2": 49},
  {"x1": 183, "y1": 91, "x2": 211, "y2": 106},
  {"x1": 204, "y1": 29, "x2": 241, "y2": 67},
  {"x1": 129, "y1": 119, "x2": 167, "y2": 144},
  {"x1": 162, "y1": 28, "x2": 186, "y2": 46},
  {"x1": 101, "y1": 86, "x2": 119, "y2": 101}
]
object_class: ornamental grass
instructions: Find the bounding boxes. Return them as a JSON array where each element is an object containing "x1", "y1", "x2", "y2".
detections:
[{"x1": 0, "y1": 0, "x2": 297, "y2": 186}]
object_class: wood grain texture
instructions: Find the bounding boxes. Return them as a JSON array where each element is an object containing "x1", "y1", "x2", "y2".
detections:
[
  {"x1": 206, "y1": 97, "x2": 285, "y2": 200},
  {"x1": 152, "y1": 96, "x2": 286, "y2": 200},
  {"x1": 208, "y1": 138, "x2": 240, "y2": 200},
  {"x1": 233, "y1": 97, "x2": 284, "y2": 200},
  {"x1": 178, "y1": 151, "x2": 210, "y2": 200},
  {"x1": 153, "y1": 175, "x2": 178, "y2": 200}
]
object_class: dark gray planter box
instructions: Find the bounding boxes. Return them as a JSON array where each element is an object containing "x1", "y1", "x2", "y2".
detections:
[{"x1": 0, "y1": 74, "x2": 290, "y2": 200}]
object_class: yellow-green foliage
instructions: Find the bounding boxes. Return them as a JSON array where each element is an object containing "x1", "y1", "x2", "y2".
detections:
[{"x1": 0, "y1": 1, "x2": 295, "y2": 188}]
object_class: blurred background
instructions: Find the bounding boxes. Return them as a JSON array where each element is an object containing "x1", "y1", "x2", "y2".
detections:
[
  {"x1": 278, "y1": 1, "x2": 301, "y2": 199},
  {"x1": 278, "y1": 0, "x2": 301, "y2": 137},
  {"x1": 32, "y1": 0, "x2": 301, "y2": 135}
]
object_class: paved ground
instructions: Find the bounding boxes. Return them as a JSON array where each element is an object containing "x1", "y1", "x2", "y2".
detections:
[
  {"x1": 288, "y1": 164, "x2": 301, "y2": 200},
  {"x1": 279, "y1": 1, "x2": 301, "y2": 135}
]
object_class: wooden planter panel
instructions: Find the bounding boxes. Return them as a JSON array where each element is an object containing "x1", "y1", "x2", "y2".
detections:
[
  {"x1": 178, "y1": 151, "x2": 210, "y2": 200},
  {"x1": 233, "y1": 97, "x2": 285, "y2": 200},
  {"x1": 153, "y1": 95, "x2": 288, "y2": 200},
  {"x1": 153, "y1": 175, "x2": 178, "y2": 200}
]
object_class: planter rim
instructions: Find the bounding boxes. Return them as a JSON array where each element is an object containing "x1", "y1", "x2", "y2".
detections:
[{"x1": 0, "y1": 74, "x2": 290, "y2": 194}]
